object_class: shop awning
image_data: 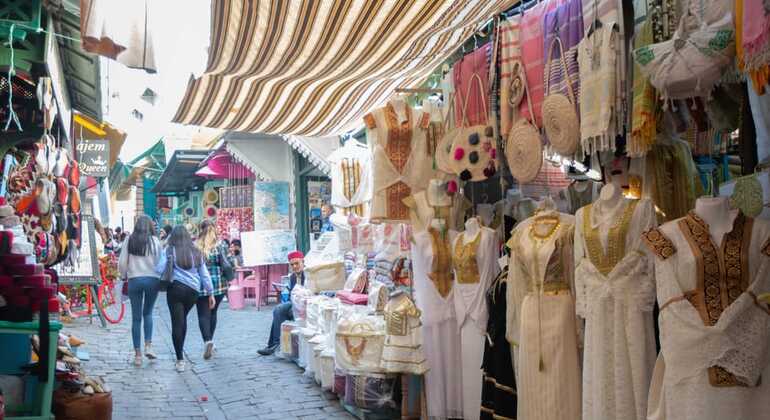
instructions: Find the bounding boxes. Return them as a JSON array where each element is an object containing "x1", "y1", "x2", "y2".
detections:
[
  {"x1": 151, "y1": 149, "x2": 210, "y2": 194},
  {"x1": 173, "y1": 0, "x2": 514, "y2": 136},
  {"x1": 195, "y1": 150, "x2": 255, "y2": 179},
  {"x1": 284, "y1": 135, "x2": 338, "y2": 176},
  {"x1": 223, "y1": 136, "x2": 285, "y2": 181},
  {"x1": 109, "y1": 139, "x2": 166, "y2": 200}
]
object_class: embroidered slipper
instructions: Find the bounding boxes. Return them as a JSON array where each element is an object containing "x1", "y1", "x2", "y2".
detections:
[
  {"x1": 57, "y1": 178, "x2": 68, "y2": 205},
  {"x1": 68, "y1": 185, "x2": 80, "y2": 213},
  {"x1": 54, "y1": 148, "x2": 69, "y2": 178},
  {"x1": 67, "y1": 160, "x2": 80, "y2": 187}
]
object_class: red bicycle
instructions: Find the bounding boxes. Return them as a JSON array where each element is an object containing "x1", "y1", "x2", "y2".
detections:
[{"x1": 95, "y1": 254, "x2": 125, "y2": 324}]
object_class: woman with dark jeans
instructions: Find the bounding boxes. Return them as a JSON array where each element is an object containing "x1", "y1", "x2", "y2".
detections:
[
  {"x1": 155, "y1": 226, "x2": 214, "y2": 372},
  {"x1": 118, "y1": 215, "x2": 162, "y2": 367},
  {"x1": 195, "y1": 220, "x2": 230, "y2": 359}
]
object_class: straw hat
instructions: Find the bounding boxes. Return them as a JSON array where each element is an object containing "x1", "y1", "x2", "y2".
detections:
[{"x1": 448, "y1": 126, "x2": 496, "y2": 182}]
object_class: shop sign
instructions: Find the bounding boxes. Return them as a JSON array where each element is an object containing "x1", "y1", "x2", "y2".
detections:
[{"x1": 77, "y1": 139, "x2": 110, "y2": 177}]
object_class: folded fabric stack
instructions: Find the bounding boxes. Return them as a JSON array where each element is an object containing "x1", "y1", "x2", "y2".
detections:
[{"x1": 0, "y1": 205, "x2": 58, "y2": 322}]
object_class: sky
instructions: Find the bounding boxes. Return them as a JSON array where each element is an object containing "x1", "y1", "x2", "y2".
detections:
[{"x1": 101, "y1": 0, "x2": 214, "y2": 162}]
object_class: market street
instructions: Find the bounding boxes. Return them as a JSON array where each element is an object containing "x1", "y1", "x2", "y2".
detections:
[{"x1": 64, "y1": 299, "x2": 353, "y2": 420}]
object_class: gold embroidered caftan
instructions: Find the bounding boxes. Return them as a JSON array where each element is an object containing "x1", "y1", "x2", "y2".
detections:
[
  {"x1": 574, "y1": 198, "x2": 657, "y2": 420},
  {"x1": 643, "y1": 211, "x2": 770, "y2": 420},
  {"x1": 506, "y1": 212, "x2": 581, "y2": 420}
]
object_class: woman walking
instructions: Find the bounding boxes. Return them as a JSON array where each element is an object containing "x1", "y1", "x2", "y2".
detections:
[
  {"x1": 118, "y1": 216, "x2": 162, "y2": 367},
  {"x1": 195, "y1": 221, "x2": 231, "y2": 359},
  {"x1": 156, "y1": 226, "x2": 214, "y2": 372}
]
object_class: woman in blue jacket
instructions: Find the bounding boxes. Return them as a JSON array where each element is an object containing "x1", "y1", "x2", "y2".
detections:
[{"x1": 156, "y1": 226, "x2": 214, "y2": 372}]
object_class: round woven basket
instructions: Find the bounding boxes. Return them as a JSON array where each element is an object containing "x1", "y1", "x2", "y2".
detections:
[
  {"x1": 506, "y1": 119, "x2": 543, "y2": 183},
  {"x1": 542, "y1": 93, "x2": 579, "y2": 155}
]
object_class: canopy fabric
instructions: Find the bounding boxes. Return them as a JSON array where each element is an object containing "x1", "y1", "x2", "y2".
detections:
[
  {"x1": 196, "y1": 151, "x2": 256, "y2": 179},
  {"x1": 173, "y1": 0, "x2": 515, "y2": 136},
  {"x1": 109, "y1": 139, "x2": 166, "y2": 200},
  {"x1": 284, "y1": 135, "x2": 339, "y2": 176}
]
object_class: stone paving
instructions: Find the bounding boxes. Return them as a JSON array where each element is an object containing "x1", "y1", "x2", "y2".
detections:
[{"x1": 64, "y1": 296, "x2": 353, "y2": 420}]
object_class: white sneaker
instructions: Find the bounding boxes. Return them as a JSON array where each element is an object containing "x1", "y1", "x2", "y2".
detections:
[
  {"x1": 145, "y1": 344, "x2": 157, "y2": 360},
  {"x1": 203, "y1": 341, "x2": 214, "y2": 360},
  {"x1": 175, "y1": 360, "x2": 185, "y2": 373}
]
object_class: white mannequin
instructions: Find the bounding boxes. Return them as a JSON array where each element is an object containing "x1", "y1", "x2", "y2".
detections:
[
  {"x1": 464, "y1": 217, "x2": 480, "y2": 243},
  {"x1": 693, "y1": 196, "x2": 738, "y2": 245},
  {"x1": 431, "y1": 218, "x2": 446, "y2": 231},
  {"x1": 391, "y1": 96, "x2": 408, "y2": 123}
]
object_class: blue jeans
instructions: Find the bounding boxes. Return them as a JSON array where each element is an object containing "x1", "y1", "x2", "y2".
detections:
[
  {"x1": 127, "y1": 276, "x2": 160, "y2": 350},
  {"x1": 267, "y1": 302, "x2": 294, "y2": 347}
]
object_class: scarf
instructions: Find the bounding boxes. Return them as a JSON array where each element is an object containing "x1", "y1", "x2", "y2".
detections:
[
  {"x1": 453, "y1": 43, "x2": 491, "y2": 127},
  {"x1": 578, "y1": 24, "x2": 617, "y2": 155},
  {"x1": 543, "y1": 0, "x2": 584, "y2": 107},
  {"x1": 498, "y1": 15, "x2": 522, "y2": 136},
  {"x1": 630, "y1": 16, "x2": 658, "y2": 157},
  {"x1": 519, "y1": 0, "x2": 558, "y2": 127},
  {"x1": 740, "y1": 0, "x2": 770, "y2": 93}
]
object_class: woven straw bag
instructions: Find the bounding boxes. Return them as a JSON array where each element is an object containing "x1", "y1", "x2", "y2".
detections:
[
  {"x1": 444, "y1": 72, "x2": 497, "y2": 182},
  {"x1": 506, "y1": 59, "x2": 543, "y2": 183},
  {"x1": 542, "y1": 36, "x2": 580, "y2": 156}
]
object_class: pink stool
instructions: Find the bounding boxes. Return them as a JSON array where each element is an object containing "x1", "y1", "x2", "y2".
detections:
[{"x1": 227, "y1": 284, "x2": 245, "y2": 310}]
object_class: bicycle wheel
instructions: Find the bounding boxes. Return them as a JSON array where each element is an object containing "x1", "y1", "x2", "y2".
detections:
[{"x1": 97, "y1": 282, "x2": 125, "y2": 324}]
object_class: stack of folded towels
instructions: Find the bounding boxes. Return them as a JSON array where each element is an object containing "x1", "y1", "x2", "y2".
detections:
[{"x1": 0, "y1": 204, "x2": 58, "y2": 322}]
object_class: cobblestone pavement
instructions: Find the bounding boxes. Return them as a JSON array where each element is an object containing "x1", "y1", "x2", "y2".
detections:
[{"x1": 64, "y1": 296, "x2": 353, "y2": 420}]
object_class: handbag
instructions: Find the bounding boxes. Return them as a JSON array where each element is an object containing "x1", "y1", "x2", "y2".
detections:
[
  {"x1": 506, "y1": 59, "x2": 543, "y2": 183},
  {"x1": 542, "y1": 36, "x2": 580, "y2": 156},
  {"x1": 444, "y1": 71, "x2": 497, "y2": 181},
  {"x1": 633, "y1": 0, "x2": 735, "y2": 101},
  {"x1": 159, "y1": 247, "x2": 174, "y2": 291},
  {"x1": 217, "y1": 246, "x2": 234, "y2": 282}
]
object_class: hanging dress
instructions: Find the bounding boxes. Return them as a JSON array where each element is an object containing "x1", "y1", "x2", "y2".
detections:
[
  {"x1": 643, "y1": 211, "x2": 770, "y2": 420},
  {"x1": 480, "y1": 271, "x2": 517, "y2": 420},
  {"x1": 574, "y1": 198, "x2": 657, "y2": 420},
  {"x1": 412, "y1": 228, "x2": 463, "y2": 420},
  {"x1": 452, "y1": 226, "x2": 500, "y2": 420},
  {"x1": 507, "y1": 212, "x2": 581, "y2": 420},
  {"x1": 381, "y1": 292, "x2": 427, "y2": 375},
  {"x1": 364, "y1": 101, "x2": 432, "y2": 222}
]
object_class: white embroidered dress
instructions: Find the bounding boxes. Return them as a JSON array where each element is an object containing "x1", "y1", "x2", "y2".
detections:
[
  {"x1": 506, "y1": 212, "x2": 582, "y2": 420},
  {"x1": 644, "y1": 211, "x2": 770, "y2": 420},
  {"x1": 574, "y1": 198, "x2": 657, "y2": 420}
]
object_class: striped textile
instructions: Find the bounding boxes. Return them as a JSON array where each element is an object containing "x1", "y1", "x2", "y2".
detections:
[
  {"x1": 498, "y1": 15, "x2": 522, "y2": 136},
  {"x1": 518, "y1": 0, "x2": 561, "y2": 128},
  {"x1": 173, "y1": 0, "x2": 517, "y2": 137},
  {"x1": 543, "y1": 0, "x2": 583, "y2": 113},
  {"x1": 453, "y1": 43, "x2": 491, "y2": 127},
  {"x1": 582, "y1": 0, "x2": 626, "y2": 131}
]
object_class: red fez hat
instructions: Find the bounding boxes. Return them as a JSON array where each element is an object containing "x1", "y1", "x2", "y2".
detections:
[{"x1": 287, "y1": 251, "x2": 304, "y2": 261}]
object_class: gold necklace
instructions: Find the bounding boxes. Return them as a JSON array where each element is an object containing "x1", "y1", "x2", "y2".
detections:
[{"x1": 529, "y1": 217, "x2": 561, "y2": 243}]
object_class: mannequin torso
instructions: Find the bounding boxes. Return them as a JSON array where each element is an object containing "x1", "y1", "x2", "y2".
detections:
[
  {"x1": 464, "y1": 217, "x2": 480, "y2": 244},
  {"x1": 693, "y1": 197, "x2": 738, "y2": 246}
]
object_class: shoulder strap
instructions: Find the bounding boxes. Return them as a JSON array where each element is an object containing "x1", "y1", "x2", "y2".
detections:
[
  {"x1": 642, "y1": 227, "x2": 676, "y2": 260},
  {"x1": 544, "y1": 36, "x2": 576, "y2": 105}
]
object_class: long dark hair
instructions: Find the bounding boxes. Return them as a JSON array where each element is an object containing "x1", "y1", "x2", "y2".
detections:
[
  {"x1": 128, "y1": 215, "x2": 157, "y2": 256},
  {"x1": 167, "y1": 225, "x2": 202, "y2": 270}
]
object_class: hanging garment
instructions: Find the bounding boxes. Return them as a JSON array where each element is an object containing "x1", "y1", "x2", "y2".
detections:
[
  {"x1": 480, "y1": 274, "x2": 517, "y2": 420},
  {"x1": 215, "y1": 207, "x2": 254, "y2": 241},
  {"x1": 644, "y1": 137, "x2": 702, "y2": 222},
  {"x1": 519, "y1": 0, "x2": 559, "y2": 127},
  {"x1": 451, "y1": 227, "x2": 500, "y2": 420},
  {"x1": 327, "y1": 142, "x2": 372, "y2": 217},
  {"x1": 630, "y1": 16, "x2": 658, "y2": 157},
  {"x1": 498, "y1": 15, "x2": 522, "y2": 136},
  {"x1": 381, "y1": 293, "x2": 427, "y2": 375},
  {"x1": 578, "y1": 24, "x2": 619, "y2": 155},
  {"x1": 738, "y1": 0, "x2": 770, "y2": 92},
  {"x1": 643, "y1": 211, "x2": 770, "y2": 420},
  {"x1": 507, "y1": 212, "x2": 581, "y2": 420},
  {"x1": 748, "y1": 78, "x2": 770, "y2": 166},
  {"x1": 574, "y1": 199, "x2": 657, "y2": 420},
  {"x1": 453, "y1": 43, "x2": 491, "y2": 128},
  {"x1": 364, "y1": 101, "x2": 432, "y2": 222},
  {"x1": 81, "y1": 0, "x2": 157, "y2": 73},
  {"x1": 582, "y1": 0, "x2": 627, "y2": 131},
  {"x1": 412, "y1": 228, "x2": 463, "y2": 419}
]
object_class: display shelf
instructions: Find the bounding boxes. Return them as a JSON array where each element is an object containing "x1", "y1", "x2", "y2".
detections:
[{"x1": 0, "y1": 319, "x2": 62, "y2": 420}]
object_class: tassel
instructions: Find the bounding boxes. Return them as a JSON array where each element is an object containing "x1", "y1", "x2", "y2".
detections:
[{"x1": 539, "y1": 355, "x2": 545, "y2": 372}]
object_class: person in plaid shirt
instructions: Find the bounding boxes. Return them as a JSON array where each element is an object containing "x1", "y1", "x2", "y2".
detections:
[{"x1": 195, "y1": 220, "x2": 233, "y2": 360}]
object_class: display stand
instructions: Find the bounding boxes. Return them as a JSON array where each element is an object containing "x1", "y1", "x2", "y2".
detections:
[{"x1": 0, "y1": 320, "x2": 62, "y2": 420}]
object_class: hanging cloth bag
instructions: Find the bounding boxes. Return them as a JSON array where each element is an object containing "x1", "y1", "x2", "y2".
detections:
[
  {"x1": 506, "y1": 59, "x2": 544, "y2": 183},
  {"x1": 542, "y1": 36, "x2": 580, "y2": 156},
  {"x1": 633, "y1": 0, "x2": 735, "y2": 102},
  {"x1": 444, "y1": 72, "x2": 497, "y2": 182}
]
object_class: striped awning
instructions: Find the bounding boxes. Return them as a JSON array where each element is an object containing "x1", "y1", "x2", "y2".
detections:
[{"x1": 173, "y1": 0, "x2": 515, "y2": 137}]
